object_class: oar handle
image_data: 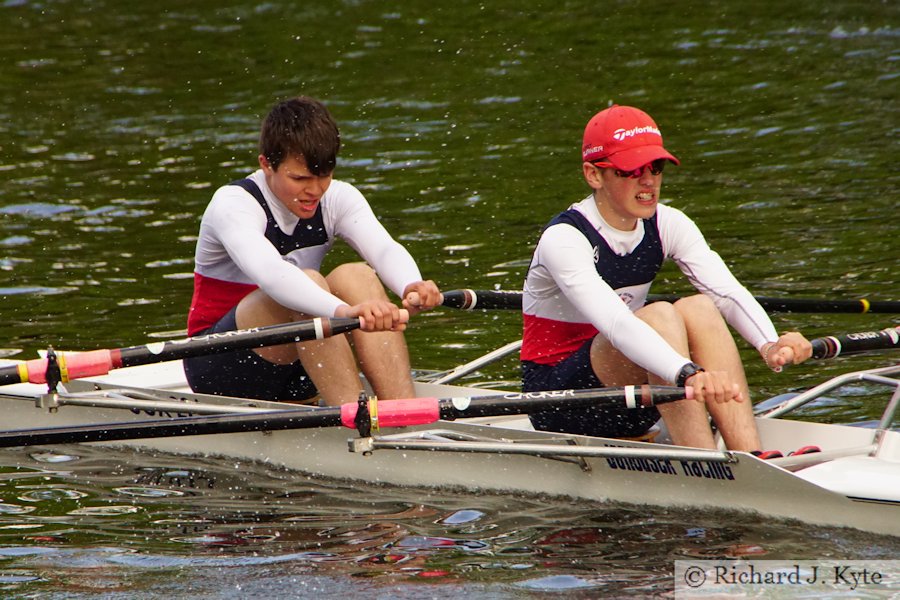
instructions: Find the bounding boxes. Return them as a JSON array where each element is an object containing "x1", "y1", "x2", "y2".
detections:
[
  {"x1": 0, "y1": 317, "x2": 363, "y2": 387},
  {"x1": 811, "y1": 326, "x2": 900, "y2": 359}
]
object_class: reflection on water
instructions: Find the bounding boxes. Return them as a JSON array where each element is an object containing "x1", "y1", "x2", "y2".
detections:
[{"x1": 0, "y1": 445, "x2": 897, "y2": 598}]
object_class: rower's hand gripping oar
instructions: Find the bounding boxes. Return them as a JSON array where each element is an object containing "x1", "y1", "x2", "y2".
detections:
[
  {"x1": 439, "y1": 289, "x2": 900, "y2": 314},
  {"x1": 0, "y1": 316, "x2": 374, "y2": 389},
  {"x1": 0, "y1": 385, "x2": 695, "y2": 448}
]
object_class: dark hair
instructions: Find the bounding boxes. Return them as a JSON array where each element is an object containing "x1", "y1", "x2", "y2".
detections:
[{"x1": 259, "y1": 96, "x2": 340, "y2": 175}]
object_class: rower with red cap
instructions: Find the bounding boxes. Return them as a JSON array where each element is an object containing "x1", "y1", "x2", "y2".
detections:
[{"x1": 520, "y1": 104, "x2": 813, "y2": 452}]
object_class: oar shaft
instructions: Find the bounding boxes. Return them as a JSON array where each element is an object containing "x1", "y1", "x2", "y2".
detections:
[
  {"x1": 115, "y1": 318, "x2": 361, "y2": 366},
  {"x1": 439, "y1": 385, "x2": 688, "y2": 419},
  {"x1": 811, "y1": 326, "x2": 900, "y2": 359},
  {"x1": 0, "y1": 407, "x2": 344, "y2": 448},
  {"x1": 748, "y1": 297, "x2": 900, "y2": 314},
  {"x1": 0, "y1": 385, "x2": 691, "y2": 448},
  {"x1": 338, "y1": 384, "x2": 689, "y2": 429},
  {"x1": 440, "y1": 289, "x2": 900, "y2": 314},
  {"x1": 440, "y1": 289, "x2": 523, "y2": 310},
  {"x1": 0, "y1": 317, "x2": 362, "y2": 387},
  {"x1": 649, "y1": 294, "x2": 900, "y2": 314}
]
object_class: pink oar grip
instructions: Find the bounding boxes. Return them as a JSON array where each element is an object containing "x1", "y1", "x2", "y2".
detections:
[
  {"x1": 340, "y1": 397, "x2": 440, "y2": 429},
  {"x1": 64, "y1": 350, "x2": 115, "y2": 380},
  {"x1": 23, "y1": 350, "x2": 113, "y2": 384}
]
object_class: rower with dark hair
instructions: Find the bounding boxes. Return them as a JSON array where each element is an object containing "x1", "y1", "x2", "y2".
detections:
[{"x1": 185, "y1": 96, "x2": 441, "y2": 406}]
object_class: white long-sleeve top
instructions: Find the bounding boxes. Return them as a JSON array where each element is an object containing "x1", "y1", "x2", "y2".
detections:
[
  {"x1": 188, "y1": 169, "x2": 422, "y2": 334},
  {"x1": 522, "y1": 196, "x2": 778, "y2": 383}
]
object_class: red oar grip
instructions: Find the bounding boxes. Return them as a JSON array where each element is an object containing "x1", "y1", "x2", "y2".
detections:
[
  {"x1": 21, "y1": 350, "x2": 114, "y2": 384},
  {"x1": 63, "y1": 349, "x2": 115, "y2": 380},
  {"x1": 340, "y1": 397, "x2": 441, "y2": 430}
]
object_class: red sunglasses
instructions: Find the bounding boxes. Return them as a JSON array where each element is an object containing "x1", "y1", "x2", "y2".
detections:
[{"x1": 592, "y1": 158, "x2": 667, "y2": 179}]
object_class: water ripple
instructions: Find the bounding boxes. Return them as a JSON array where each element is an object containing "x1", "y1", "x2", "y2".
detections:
[
  {"x1": 114, "y1": 487, "x2": 185, "y2": 498},
  {"x1": 18, "y1": 488, "x2": 87, "y2": 502},
  {"x1": 0, "y1": 504, "x2": 35, "y2": 515},
  {"x1": 67, "y1": 505, "x2": 141, "y2": 516},
  {"x1": 0, "y1": 203, "x2": 80, "y2": 217}
]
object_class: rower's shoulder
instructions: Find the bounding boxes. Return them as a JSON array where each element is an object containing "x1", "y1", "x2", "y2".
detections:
[
  {"x1": 655, "y1": 203, "x2": 699, "y2": 229},
  {"x1": 655, "y1": 202, "x2": 684, "y2": 218},
  {"x1": 324, "y1": 178, "x2": 361, "y2": 197}
]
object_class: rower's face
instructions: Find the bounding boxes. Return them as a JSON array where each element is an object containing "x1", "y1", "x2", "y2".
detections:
[
  {"x1": 259, "y1": 154, "x2": 333, "y2": 219},
  {"x1": 583, "y1": 161, "x2": 663, "y2": 231}
]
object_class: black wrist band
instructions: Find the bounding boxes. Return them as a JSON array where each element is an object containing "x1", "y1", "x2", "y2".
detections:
[{"x1": 676, "y1": 362, "x2": 706, "y2": 387}]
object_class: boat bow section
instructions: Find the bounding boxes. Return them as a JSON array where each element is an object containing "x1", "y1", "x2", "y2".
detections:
[{"x1": 795, "y1": 455, "x2": 900, "y2": 505}]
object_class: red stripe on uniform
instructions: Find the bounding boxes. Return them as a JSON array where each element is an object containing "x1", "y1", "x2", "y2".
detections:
[{"x1": 521, "y1": 313, "x2": 597, "y2": 365}]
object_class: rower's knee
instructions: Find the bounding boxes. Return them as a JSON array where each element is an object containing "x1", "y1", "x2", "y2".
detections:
[
  {"x1": 636, "y1": 300, "x2": 682, "y2": 329},
  {"x1": 634, "y1": 301, "x2": 688, "y2": 353},
  {"x1": 326, "y1": 262, "x2": 385, "y2": 299},
  {"x1": 303, "y1": 268, "x2": 330, "y2": 290},
  {"x1": 675, "y1": 294, "x2": 722, "y2": 323},
  {"x1": 329, "y1": 262, "x2": 375, "y2": 280}
]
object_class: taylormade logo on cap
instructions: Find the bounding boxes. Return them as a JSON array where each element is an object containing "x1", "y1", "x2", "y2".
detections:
[
  {"x1": 612, "y1": 125, "x2": 661, "y2": 141},
  {"x1": 582, "y1": 105, "x2": 680, "y2": 167}
]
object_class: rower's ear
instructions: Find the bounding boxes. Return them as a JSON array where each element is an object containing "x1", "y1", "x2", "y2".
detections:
[{"x1": 583, "y1": 162, "x2": 603, "y2": 190}]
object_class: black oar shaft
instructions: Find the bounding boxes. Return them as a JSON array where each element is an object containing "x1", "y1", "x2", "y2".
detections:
[
  {"x1": 811, "y1": 326, "x2": 900, "y2": 359},
  {"x1": 0, "y1": 317, "x2": 362, "y2": 387},
  {"x1": 435, "y1": 385, "x2": 687, "y2": 419},
  {"x1": 0, "y1": 407, "x2": 343, "y2": 448},
  {"x1": 649, "y1": 294, "x2": 899, "y2": 314},
  {"x1": 440, "y1": 289, "x2": 900, "y2": 314},
  {"x1": 115, "y1": 318, "x2": 362, "y2": 367},
  {"x1": 440, "y1": 289, "x2": 523, "y2": 310},
  {"x1": 0, "y1": 385, "x2": 689, "y2": 448}
]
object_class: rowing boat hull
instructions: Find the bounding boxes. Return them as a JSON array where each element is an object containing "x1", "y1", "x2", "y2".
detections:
[{"x1": 1, "y1": 359, "x2": 897, "y2": 537}]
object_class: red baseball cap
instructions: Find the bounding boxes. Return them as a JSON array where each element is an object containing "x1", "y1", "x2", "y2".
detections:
[{"x1": 581, "y1": 105, "x2": 680, "y2": 171}]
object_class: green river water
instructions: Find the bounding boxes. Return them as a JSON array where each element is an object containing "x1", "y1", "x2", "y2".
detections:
[{"x1": 0, "y1": 0, "x2": 897, "y2": 597}]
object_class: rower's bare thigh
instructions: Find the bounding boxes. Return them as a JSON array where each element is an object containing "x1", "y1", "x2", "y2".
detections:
[
  {"x1": 236, "y1": 270, "x2": 326, "y2": 364},
  {"x1": 589, "y1": 302, "x2": 685, "y2": 385}
]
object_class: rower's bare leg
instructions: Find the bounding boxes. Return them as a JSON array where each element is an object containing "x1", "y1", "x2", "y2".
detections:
[
  {"x1": 326, "y1": 262, "x2": 416, "y2": 399},
  {"x1": 674, "y1": 294, "x2": 760, "y2": 451},
  {"x1": 591, "y1": 301, "x2": 718, "y2": 449},
  {"x1": 235, "y1": 273, "x2": 363, "y2": 407}
]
